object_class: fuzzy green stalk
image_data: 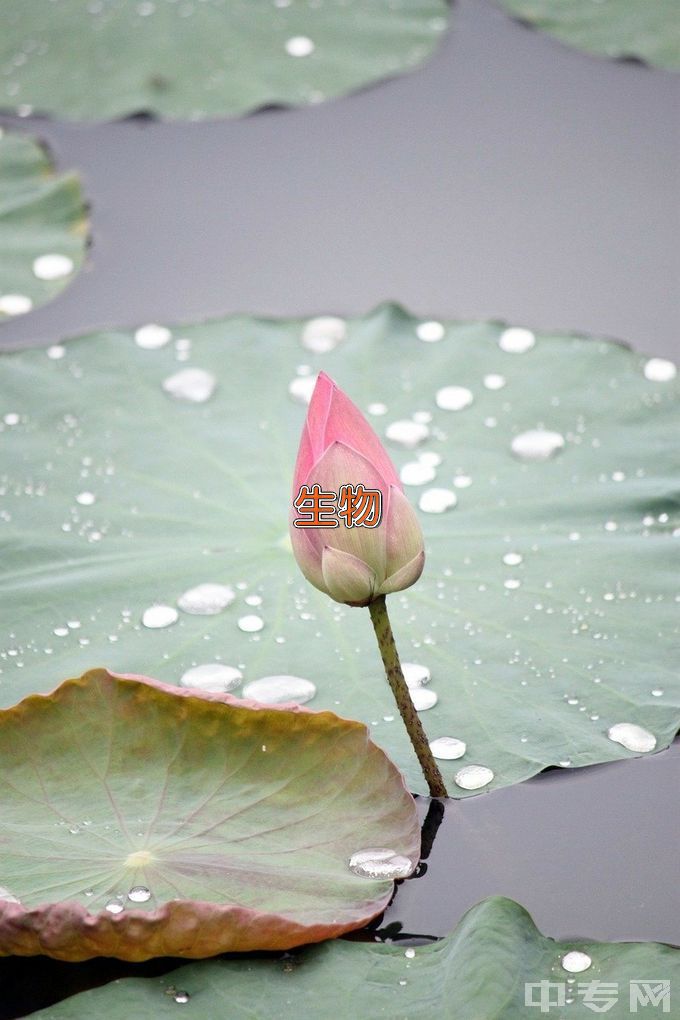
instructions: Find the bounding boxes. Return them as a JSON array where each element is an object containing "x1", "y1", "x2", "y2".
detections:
[{"x1": 368, "y1": 594, "x2": 448, "y2": 798}]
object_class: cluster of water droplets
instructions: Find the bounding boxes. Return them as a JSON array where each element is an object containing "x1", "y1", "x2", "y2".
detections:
[
  {"x1": 0, "y1": 159, "x2": 75, "y2": 318},
  {"x1": 141, "y1": 582, "x2": 240, "y2": 632},
  {"x1": 0, "y1": 252, "x2": 74, "y2": 316},
  {"x1": 177, "y1": 583, "x2": 235, "y2": 615},
  {"x1": 399, "y1": 659, "x2": 493, "y2": 790},
  {"x1": 133, "y1": 324, "x2": 217, "y2": 403}
]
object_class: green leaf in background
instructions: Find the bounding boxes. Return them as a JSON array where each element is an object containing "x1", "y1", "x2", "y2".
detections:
[
  {"x1": 0, "y1": 129, "x2": 87, "y2": 320},
  {"x1": 0, "y1": 669, "x2": 419, "y2": 961},
  {"x1": 0, "y1": 0, "x2": 450, "y2": 122},
  {"x1": 497, "y1": 0, "x2": 680, "y2": 70},
  {"x1": 31, "y1": 896, "x2": 680, "y2": 1018},
  {"x1": 0, "y1": 304, "x2": 678, "y2": 796}
]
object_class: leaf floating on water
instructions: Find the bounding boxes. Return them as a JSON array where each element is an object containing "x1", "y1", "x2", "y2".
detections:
[
  {"x1": 0, "y1": 304, "x2": 677, "y2": 798},
  {"x1": 497, "y1": 0, "x2": 680, "y2": 70},
  {"x1": 0, "y1": 669, "x2": 419, "y2": 960},
  {"x1": 0, "y1": 1, "x2": 451, "y2": 121},
  {"x1": 0, "y1": 130, "x2": 87, "y2": 319},
  {"x1": 28, "y1": 897, "x2": 680, "y2": 1017}
]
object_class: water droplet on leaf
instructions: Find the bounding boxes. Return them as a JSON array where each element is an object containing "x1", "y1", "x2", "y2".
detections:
[
  {"x1": 429, "y1": 736, "x2": 466, "y2": 760},
  {"x1": 503, "y1": 552, "x2": 523, "y2": 566},
  {"x1": 400, "y1": 461, "x2": 436, "y2": 486},
  {"x1": 561, "y1": 951, "x2": 592, "y2": 973},
  {"x1": 416, "y1": 320, "x2": 445, "y2": 343},
  {"x1": 142, "y1": 605, "x2": 179, "y2": 629},
  {"x1": 180, "y1": 663, "x2": 242, "y2": 693},
  {"x1": 348, "y1": 848, "x2": 413, "y2": 879},
  {"x1": 33, "y1": 253, "x2": 74, "y2": 280},
  {"x1": 162, "y1": 368, "x2": 216, "y2": 403},
  {"x1": 499, "y1": 327, "x2": 535, "y2": 353},
  {"x1": 418, "y1": 488, "x2": 457, "y2": 513},
  {"x1": 386, "y1": 420, "x2": 430, "y2": 449},
  {"x1": 401, "y1": 662, "x2": 431, "y2": 688},
  {"x1": 242, "y1": 675, "x2": 316, "y2": 705},
  {"x1": 0, "y1": 294, "x2": 33, "y2": 315},
  {"x1": 410, "y1": 688, "x2": 438, "y2": 711},
  {"x1": 285, "y1": 35, "x2": 314, "y2": 57},
  {"x1": 607, "y1": 722, "x2": 656, "y2": 753},
  {"x1": 455, "y1": 764, "x2": 494, "y2": 790},
  {"x1": 237, "y1": 614, "x2": 264, "y2": 633},
  {"x1": 135, "y1": 324, "x2": 172, "y2": 349},
  {"x1": 435, "y1": 386, "x2": 473, "y2": 411},
  {"x1": 300, "y1": 316, "x2": 346, "y2": 352},
  {"x1": 127, "y1": 886, "x2": 151, "y2": 903},
  {"x1": 177, "y1": 583, "x2": 235, "y2": 615},
  {"x1": 288, "y1": 375, "x2": 317, "y2": 404},
  {"x1": 511, "y1": 429, "x2": 565, "y2": 461},
  {"x1": 643, "y1": 358, "x2": 676, "y2": 382}
]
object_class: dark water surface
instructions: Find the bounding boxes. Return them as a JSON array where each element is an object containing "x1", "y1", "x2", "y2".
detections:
[{"x1": 385, "y1": 740, "x2": 680, "y2": 946}]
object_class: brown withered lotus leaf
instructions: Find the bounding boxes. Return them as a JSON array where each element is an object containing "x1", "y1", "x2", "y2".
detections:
[{"x1": 0, "y1": 670, "x2": 420, "y2": 961}]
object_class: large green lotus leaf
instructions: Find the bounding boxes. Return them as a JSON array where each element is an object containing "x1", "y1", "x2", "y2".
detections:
[
  {"x1": 32, "y1": 896, "x2": 680, "y2": 1018},
  {"x1": 0, "y1": 669, "x2": 420, "y2": 961},
  {"x1": 0, "y1": 130, "x2": 87, "y2": 320},
  {"x1": 498, "y1": 0, "x2": 680, "y2": 70},
  {"x1": 0, "y1": 0, "x2": 449, "y2": 122},
  {"x1": 0, "y1": 304, "x2": 678, "y2": 797}
]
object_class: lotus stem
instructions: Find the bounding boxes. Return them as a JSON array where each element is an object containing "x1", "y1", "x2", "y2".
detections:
[{"x1": 368, "y1": 595, "x2": 448, "y2": 798}]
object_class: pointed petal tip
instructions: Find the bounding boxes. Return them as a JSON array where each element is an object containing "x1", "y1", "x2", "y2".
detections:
[{"x1": 378, "y1": 550, "x2": 425, "y2": 597}]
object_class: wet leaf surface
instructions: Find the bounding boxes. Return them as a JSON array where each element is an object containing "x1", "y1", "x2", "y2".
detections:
[
  {"x1": 0, "y1": 131, "x2": 87, "y2": 320},
  {"x1": 0, "y1": 669, "x2": 419, "y2": 960},
  {"x1": 30, "y1": 896, "x2": 680, "y2": 1018},
  {"x1": 0, "y1": 0, "x2": 449, "y2": 121},
  {"x1": 498, "y1": 0, "x2": 680, "y2": 70},
  {"x1": 0, "y1": 304, "x2": 677, "y2": 796}
]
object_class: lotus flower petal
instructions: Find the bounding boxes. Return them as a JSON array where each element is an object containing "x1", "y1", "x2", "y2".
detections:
[
  {"x1": 290, "y1": 374, "x2": 425, "y2": 606},
  {"x1": 302, "y1": 441, "x2": 388, "y2": 580},
  {"x1": 378, "y1": 551, "x2": 425, "y2": 597},
  {"x1": 322, "y1": 546, "x2": 378, "y2": 606},
  {"x1": 383, "y1": 485, "x2": 425, "y2": 579}
]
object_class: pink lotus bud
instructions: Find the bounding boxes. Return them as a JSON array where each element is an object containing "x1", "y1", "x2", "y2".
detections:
[{"x1": 290, "y1": 372, "x2": 425, "y2": 606}]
